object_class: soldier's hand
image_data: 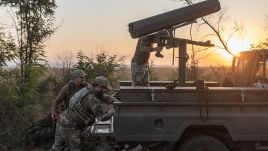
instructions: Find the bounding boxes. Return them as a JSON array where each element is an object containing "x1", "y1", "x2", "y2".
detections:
[
  {"x1": 52, "y1": 112, "x2": 60, "y2": 123},
  {"x1": 109, "y1": 96, "x2": 120, "y2": 104},
  {"x1": 156, "y1": 46, "x2": 163, "y2": 52},
  {"x1": 101, "y1": 109, "x2": 115, "y2": 122},
  {"x1": 155, "y1": 51, "x2": 164, "y2": 58}
]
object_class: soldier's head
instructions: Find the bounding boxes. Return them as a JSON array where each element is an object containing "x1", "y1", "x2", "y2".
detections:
[
  {"x1": 72, "y1": 69, "x2": 87, "y2": 86},
  {"x1": 92, "y1": 76, "x2": 113, "y2": 95}
]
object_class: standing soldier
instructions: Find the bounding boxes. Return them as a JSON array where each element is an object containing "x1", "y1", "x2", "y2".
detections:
[
  {"x1": 131, "y1": 35, "x2": 163, "y2": 86},
  {"x1": 51, "y1": 76, "x2": 115, "y2": 151},
  {"x1": 51, "y1": 69, "x2": 88, "y2": 122}
]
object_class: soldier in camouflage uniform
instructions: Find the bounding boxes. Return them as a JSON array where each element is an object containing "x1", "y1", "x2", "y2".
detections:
[
  {"x1": 131, "y1": 35, "x2": 163, "y2": 86},
  {"x1": 51, "y1": 76, "x2": 113, "y2": 151},
  {"x1": 51, "y1": 69, "x2": 88, "y2": 122}
]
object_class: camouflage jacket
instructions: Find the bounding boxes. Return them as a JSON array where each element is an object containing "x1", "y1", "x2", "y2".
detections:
[{"x1": 65, "y1": 90, "x2": 104, "y2": 126}]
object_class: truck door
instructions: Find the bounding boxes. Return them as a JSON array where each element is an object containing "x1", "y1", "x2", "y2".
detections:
[
  {"x1": 234, "y1": 52, "x2": 259, "y2": 86},
  {"x1": 255, "y1": 53, "x2": 268, "y2": 87}
]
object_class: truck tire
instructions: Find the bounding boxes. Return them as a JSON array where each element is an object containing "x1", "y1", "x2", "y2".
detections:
[{"x1": 178, "y1": 135, "x2": 229, "y2": 151}]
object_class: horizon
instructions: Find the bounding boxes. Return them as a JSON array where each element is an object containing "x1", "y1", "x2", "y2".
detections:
[{"x1": 1, "y1": 0, "x2": 268, "y2": 67}]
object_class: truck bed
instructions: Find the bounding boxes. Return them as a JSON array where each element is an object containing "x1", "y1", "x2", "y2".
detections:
[{"x1": 114, "y1": 86, "x2": 268, "y2": 142}]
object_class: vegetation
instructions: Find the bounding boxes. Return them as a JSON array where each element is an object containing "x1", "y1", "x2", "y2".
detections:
[
  {"x1": 0, "y1": 2, "x2": 125, "y2": 149},
  {"x1": 0, "y1": 0, "x2": 57, "y2": 149},
  {"x1": 0, "y1": 30, "x2": 16, "y2": 67},
  {"x1": 74, "y1": 51, "x2": 126, "y2": 87}
]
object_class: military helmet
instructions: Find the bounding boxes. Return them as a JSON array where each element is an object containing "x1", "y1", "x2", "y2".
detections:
[
  {"x1": 93, "y1": 76, "x2": 113, "y2": 90},
  {"x1": 72, "y1": 69, "x2": 87, "y2": 78}
]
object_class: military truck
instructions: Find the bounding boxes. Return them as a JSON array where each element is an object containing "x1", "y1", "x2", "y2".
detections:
[
  {"x1": 88, "y1": 48, "x2": 268, "y2": 151},
  {"x1": 86, "y1": 0, "x2": 268, "y2": 150}
]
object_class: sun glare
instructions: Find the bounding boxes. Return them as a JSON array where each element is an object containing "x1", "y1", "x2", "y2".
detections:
[{"x1": 217, "y1": 38, "x2": 252, "y2": 61}]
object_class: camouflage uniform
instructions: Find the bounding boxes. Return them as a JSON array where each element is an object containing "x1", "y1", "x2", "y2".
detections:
[
  {"x1": 54, "y1": 80, "x2": 86, "y2": 111},
  {"x1": 52, "y1": 69, "x2": 88, "y2": 114},
  {"x1": 131, "y1": 36, "x2": 163, "y2": 86},
  {"x1": 51, "y1": 76, "x2": 113, "y2": 151},
  {"x1": 131, "y1": 58, "x2": 150, "y2": 86}
]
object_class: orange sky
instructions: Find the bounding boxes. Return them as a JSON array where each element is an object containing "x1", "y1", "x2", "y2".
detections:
[{"x1": 1, "y1": 0, "x2": 268, "y2": 67}]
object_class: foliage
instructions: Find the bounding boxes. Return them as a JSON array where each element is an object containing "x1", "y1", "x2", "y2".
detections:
[
  {"x1": 0, "y1": 29, "x2": 16, "y2": 67},
  {"x1": 74, "y1": 51, "x2": 126, "y2": 88},
  {"x1": 148, "y1": 59, "x2": 159, "y2": 81},
  {"x1": 201, "y1": 65, "x2": 230, "y2": 82},
  {"x1": 167, "y1": 69, "x2": 178, "y2": 81},
  {"x1": 0, "y1": 0, "x2": 57, "y2": 149},
  {"x1": 251, "y1": 38, "x2": 268, "y2": 48},
  {"x1": 0, "y1": 67, "x2": 57, "y2": 149},
  {"x1": 186, "y1": 62, "x2": 199, "y2": 81},
  {"x1": 0, "y1": 0, "x2": 57, "y2": 89}
]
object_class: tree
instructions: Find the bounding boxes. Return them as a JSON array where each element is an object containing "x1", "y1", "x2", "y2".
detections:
[
  {"x1": 148, "y1": 59, "x2": 159, "y2": 81},
  {"x1": 251, "y1": 39, "x2": 268, "y2": 48},
  {"x1": 180, "y1": 0, "x2": 245, "y2": 55},
  {"x1": 53, "y1": 50, "x2": 75, "y2": 86},
  {"x1": 173, "y1": 0, "x2": 245, "y2": 80},
  {"x1": 0, "y1": 1, "x2": 57, "y2": 149},
  {"x1": 0, "y1": 29, "x2": 16, "y2": 68},
  {"x1": 74, "y1": 51, "x2": 125, "y2": 87},
  {"x1": 0, "y1": 0, "x2": 57, "y2": 90}
]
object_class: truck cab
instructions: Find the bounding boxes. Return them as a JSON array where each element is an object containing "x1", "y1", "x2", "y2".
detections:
[{"x1": 228, "y1": 49, "x2": 268, "y2": 87}]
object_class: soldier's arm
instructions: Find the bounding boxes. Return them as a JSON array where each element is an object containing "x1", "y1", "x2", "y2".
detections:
[
  {"x1": 100, "y1": 108, "x2": 115, "y2": 122},
  {"x1": 51, "y1": 85, "x2": 68, "y2": 115},
  {"x1": 102, "y1": 94, "x2": 119, "y2": 104},
  {"x1": 140, "y1": 45, "x2": 163, "y2": 53}
]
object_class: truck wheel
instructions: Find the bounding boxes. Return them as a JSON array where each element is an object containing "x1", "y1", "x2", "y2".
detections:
[{"x1": 178, "y1": 135, "x2": 229, "y2": 151}]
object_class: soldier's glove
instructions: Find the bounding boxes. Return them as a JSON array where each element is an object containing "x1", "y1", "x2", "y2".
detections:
[
  {"x1": 101, "y1": 108, "x2": 115, "y2": 122},
  {"x1": 155, "y1": 51, "x2": 164, "y2": 58},
  {"x1": 52, "y1": 112, "x2": 61, "y2": 123}
]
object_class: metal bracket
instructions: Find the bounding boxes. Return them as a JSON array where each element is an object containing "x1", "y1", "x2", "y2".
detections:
[{"x1": 241, "y1": 89, "x2": 245, "y2": 102}]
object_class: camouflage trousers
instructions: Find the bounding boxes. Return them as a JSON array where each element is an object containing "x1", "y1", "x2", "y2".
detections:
[
  {"x1": 51, "y1": 115, "x2": 82, "y2": 151},
  {"x1": 131, "y1": 58, "x2": 149, "y2": 86}
]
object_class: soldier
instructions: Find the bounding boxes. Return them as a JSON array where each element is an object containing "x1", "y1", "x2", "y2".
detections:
[
  {"x1": 51, "y1": 76, "x2": 114, "y2": 151},
  {"x1": 131, "y1": 35, "x2": 163, "y2": 86},
  {"x1": 51, "y1": 69, "x2": 88, "y2": 122}
]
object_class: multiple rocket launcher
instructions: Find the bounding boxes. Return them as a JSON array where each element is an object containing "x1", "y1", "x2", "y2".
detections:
[{"x1": 128, "y1": 0, "x2": 221, "y2": 39}]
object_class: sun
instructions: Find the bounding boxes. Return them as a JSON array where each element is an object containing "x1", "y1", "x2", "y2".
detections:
[{"x1": 217, "y1": 38, "x2": 252, "y2": 61}]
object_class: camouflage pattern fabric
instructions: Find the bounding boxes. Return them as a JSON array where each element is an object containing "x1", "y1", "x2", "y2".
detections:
[
  {"x1": 131, "y1": 36, "x2": 162, "y2": 86},
  {"x1": 133, "y1": 38, "x2": 151, "y2": 65},
  {"x1": 131, "y1": 58, "x2": 149, "y2": 86},
  {"x1": 51, "y1": 115, "x2": 82, "y2": 151},
  {"x1": 51, "y1": 92, "x2": 104, "y2": 151},
  {"x1": 69, "y1": 86, "x2": 92, "y2": 108}
]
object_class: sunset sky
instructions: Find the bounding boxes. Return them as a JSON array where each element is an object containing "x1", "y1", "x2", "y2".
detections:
[{"x1": 1, "y1": 0, "x2": 268, "y2": 66}]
